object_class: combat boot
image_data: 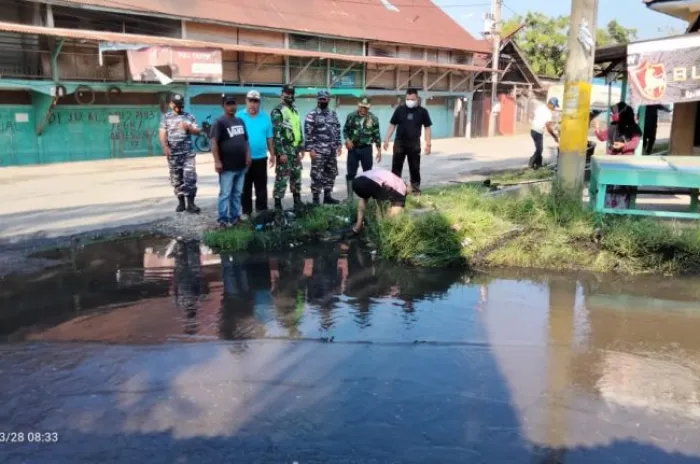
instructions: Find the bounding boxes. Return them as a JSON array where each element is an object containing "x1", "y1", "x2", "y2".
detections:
[
  {"x1": 176, "y1": 196, "x2": 186, "y2": 213},
  {"x1": 312, "y1": 194, "x2": 321, "y2": 205},
  {"x1": 274, "y1": 198, "x2": 283, "y2": 211},
  {"x1": 324, "y1": 192, "x2": 340, "y2": 205},
  {"x1": 186, "y1": 195, "x2": 200, "y2": 214},
  {"x1": 293, "y1": 193, "x2": 303, "y2": 210}
]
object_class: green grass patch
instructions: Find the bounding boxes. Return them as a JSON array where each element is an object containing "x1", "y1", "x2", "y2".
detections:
[
  {"x1": 204, "y1": 184, "x2": 700, "y2": 275},
  {"x1": 204, "y1": 203, "x2": 357, "y2": 253}
]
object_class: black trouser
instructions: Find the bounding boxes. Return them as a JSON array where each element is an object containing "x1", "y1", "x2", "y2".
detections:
[
  {"x1": 391, "y1": 140, "x2": 421, "y2": 192},
  {"x1": 242, "y1": 158, "x2": 268, "y2": 215},
  {"x1": 346, "y1": 145, "x2": 373, "y2": 181},
  {"x1": 529, "y1": 130, "x2": 544, "y2": 169},
  {"x1": 643, "y1": 134, "x2": 656, "y2": 156}
]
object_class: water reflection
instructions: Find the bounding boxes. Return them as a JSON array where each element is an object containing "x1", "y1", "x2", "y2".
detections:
[{"x1": 4, "y1": 238, "x2": 700, "y2": 458}]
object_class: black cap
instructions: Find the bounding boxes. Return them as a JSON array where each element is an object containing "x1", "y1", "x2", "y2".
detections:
[
  {"x1": 170, "y1": 93, "x2": 184, "y2": 105},
  {"x1": 221, "y1": 93, "x2": 237, "y2": 104},
  {"x1": 282, "y1": 84, "x2": 295, "y2": 95}
]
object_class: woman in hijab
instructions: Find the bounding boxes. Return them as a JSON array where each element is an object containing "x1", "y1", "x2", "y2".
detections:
[
  {"x1": 592, "y1": 102, "x2": 643, "y2": 208},
  {"x1": 593, "y1": 101, "x2": 642, "y2": 155}
]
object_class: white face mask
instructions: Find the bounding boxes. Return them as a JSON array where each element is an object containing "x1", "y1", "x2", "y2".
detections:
[{"x1": 405, "y1": 100, "x2": 417, "y2": 109}]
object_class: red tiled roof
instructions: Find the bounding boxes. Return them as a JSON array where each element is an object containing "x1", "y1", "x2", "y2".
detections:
[
  {"x1": 50, "y1": 0, "x2": 490, "y2": 53},
  {"x1": 0, "y1": 21, "x2": 496, "y2": 73}
]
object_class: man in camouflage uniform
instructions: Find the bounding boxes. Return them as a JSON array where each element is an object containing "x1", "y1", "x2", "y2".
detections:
[
  {"x1": 271, "y1": 84, "x2": 304, "y2": 210},
  {"x1": 343, "y1": 96, "x2": 382, "y2": 201},
  {"x1": 304, "y1": 90, "x2": 342, "y2": 205},
  {"x1": 159, "y1": 93, "x2": 202, "y2": 213}
]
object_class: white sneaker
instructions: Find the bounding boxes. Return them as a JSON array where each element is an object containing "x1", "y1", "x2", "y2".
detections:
[{"x1": 241, "y1": 214, "x2": 250, "y2": 222}]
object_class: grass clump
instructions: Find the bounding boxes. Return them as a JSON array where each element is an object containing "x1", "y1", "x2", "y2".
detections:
[
  {"x1": 204, "y1": 203, "x2": 357, "y2": 253},
  {"x1": 204, "y1": 181, "x2": 700, "y2": 275}
]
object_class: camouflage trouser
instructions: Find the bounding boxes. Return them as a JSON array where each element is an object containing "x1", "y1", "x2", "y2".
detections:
[
  {"x1": 310, "y1": 150, "x2": 338, "y2": 196},
  {"x1": 168, "y1": 152, "x2": 197, "y2": 198},
  {"x1": 273, "y1": 149, "x2": 302, "y2": 200}
]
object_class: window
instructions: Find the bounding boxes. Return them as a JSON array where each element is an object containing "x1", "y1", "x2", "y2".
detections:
[{"x1": 289, "y1": 34, "x2": 363, "y2": 56}]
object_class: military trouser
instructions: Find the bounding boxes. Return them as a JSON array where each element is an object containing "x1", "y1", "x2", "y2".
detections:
[
  {"x1": 168, "y1": 152, "x2": 198, "y2": 198},
  {"x1": 310, "y1": 150, "x2": 338, "y2": 196},
  {"x1": 273, "y1": 150, "x2": 302, "y2": 200}
]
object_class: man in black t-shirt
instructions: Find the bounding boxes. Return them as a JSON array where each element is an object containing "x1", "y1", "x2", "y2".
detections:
[
  {"x1": 383, "y1": 88, "x2": 432, "y2": 194},
  {"x1": 212, "y1": 94, "x2": 252, "y2": 227}
]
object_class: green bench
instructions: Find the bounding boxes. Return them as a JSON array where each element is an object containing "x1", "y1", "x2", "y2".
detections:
[{"x1": 589, "y1": 155, "x2": 700, "y2": 219}]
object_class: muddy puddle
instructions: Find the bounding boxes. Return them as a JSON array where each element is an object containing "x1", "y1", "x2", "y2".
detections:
[
  {"x1": 5, "y1": 236, "x2": 700, "y2": 462},
  {"x1": 3, "y1": 235, "x2": 700, "y2": 351}
]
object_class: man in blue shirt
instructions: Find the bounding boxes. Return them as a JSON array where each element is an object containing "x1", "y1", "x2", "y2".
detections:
[{"x1": 237, "y1": 90, "x2": 275, "y2": 218}]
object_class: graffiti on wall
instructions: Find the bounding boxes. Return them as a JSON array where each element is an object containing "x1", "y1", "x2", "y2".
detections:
[{"x1": 48, "y1": 108, "x2": 161, "y2": 156}]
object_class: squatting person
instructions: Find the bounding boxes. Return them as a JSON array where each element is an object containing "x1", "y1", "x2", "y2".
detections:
[
  {"x1": 211, "y1": 94, "x2": 252, "y2": 227},
  {"x1": 304, "y1": 90, "x2": 342, "y2": 205},
  {"x1": 343, "y1": 96, "x2": 381, "y2": 201},
  {"x1": 383, "y1": 88, "x2": 432, "y2": 194},
  {"x1": 271, "y1": 84, "x2": 304, "y2": 211},
  {"x1": 238, "y1": 90, "x2": 275, "y2": 218},
  {"x1": 159, "y1": 93, "x2": 202, "y2": 213},
  {"x1": 351, "y1": 168, "x2": 408, "y2": 234}
]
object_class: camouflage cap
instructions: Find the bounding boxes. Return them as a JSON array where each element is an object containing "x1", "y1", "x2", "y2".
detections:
[
  {"x1": 317, "y1": 90, "x2": 331, "y2": 100},
  {"x1": 358, "y1": 96, "x2": 371, "y2": 108}
]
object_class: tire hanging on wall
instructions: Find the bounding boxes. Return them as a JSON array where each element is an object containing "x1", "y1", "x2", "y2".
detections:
[
  {"x1": 105, "y1": 86, "x2": 122, "y2": 104},
  {"x1": 75, "y1": 85, "x2": 96, "y2": 105}
]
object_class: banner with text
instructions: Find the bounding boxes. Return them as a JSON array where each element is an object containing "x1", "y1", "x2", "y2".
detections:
[
  {"x1": 126, "y1": 46, "x2": 223, "y2": 84},
  {"x1": 627, "y1": 35, "x2": 700, "y2": 106}
]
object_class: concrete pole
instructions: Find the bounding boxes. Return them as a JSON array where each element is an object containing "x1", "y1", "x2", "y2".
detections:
[
  {"x1": 487, "y1": 0, "x2": 502, "y2": 137},
  {"x1": 557, "y1": 0, "x2": 598, "y2": 192}
]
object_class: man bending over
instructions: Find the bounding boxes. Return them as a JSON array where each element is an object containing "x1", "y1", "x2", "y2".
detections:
[{"x1": 351, "y1": 168, "x2": 408, "y2": 234}]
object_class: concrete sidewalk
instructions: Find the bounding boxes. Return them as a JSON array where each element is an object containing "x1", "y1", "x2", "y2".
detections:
[{"x1": 0, "y1": 134, "x2": 557, "y2": 245}]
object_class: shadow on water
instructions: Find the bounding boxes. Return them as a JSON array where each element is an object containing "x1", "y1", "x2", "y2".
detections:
[{"x1": 2, "y1": 237, "x2": 700, "y2": 462}]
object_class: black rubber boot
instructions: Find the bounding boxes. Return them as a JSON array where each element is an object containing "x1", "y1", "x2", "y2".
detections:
[
  {"x1": 293, "y1": 194, "x2": 303, "y2": 211},
  {"x1": 312, "y1": 194, "x2": 321, "y2": 205},
  {"x1": 324, "y1": 192, "x2": 340, "y2": 205},
  {"x1": 274, "y1": 198, "x2": 283, "y2": 211},
  {"x1": 176, "y1": 196, "x2": 186, "y2": 213},
  {"x1": 186, "y1": 195, "x2": 200, "y2": 214}
]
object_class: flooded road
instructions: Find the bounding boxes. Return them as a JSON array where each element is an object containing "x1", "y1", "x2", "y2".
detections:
[{"x1": 2, "y1": 238, "x2": 700, "y2": 463}]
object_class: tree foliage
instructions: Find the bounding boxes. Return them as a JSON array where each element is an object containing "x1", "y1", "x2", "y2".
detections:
[{"x1": 502, "y1": 13, "x2": 637, "y2": 79}]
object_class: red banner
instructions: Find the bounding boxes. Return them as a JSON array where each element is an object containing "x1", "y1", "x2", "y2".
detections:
[{"x1": 127, "y1": 47, "x2": 222, "y2": 83}]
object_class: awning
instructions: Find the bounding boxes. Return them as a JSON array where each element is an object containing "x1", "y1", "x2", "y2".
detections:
[{"x1": 0, "y1": 21, "x2": 498, "y2": 75}]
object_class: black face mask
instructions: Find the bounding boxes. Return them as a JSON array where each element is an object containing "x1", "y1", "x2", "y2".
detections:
[
  {"x1": 173, "y1": 105, "x2": 183, "y2": 114},
  {"x1": 318, "y1": 101, "x2": 329, "y2": 110}
]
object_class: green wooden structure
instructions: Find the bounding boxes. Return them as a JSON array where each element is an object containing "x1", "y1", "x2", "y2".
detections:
[
  {"x1": 590, "y1": 43, "x2": 699, "y2": 219},
  {"x1": 589, "y1": 155, "x2": 700, "y2": 219}
]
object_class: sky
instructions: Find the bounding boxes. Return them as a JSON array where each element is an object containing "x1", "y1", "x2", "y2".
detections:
[{"x1": 433, "y1": 0, "x2": 687, "y2": 41}]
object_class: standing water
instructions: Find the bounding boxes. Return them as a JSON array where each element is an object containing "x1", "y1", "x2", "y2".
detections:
[{"x1": 2, "y1": 237, "x2": 700, "y2": 463}]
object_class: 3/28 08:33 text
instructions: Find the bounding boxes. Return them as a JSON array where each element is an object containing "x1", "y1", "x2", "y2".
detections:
[{"x1": 0, "y1": 432, "x2": 59, "y2": 443}]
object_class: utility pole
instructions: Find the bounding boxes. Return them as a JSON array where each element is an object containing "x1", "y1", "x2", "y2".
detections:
[
  {"x1": 487, "y1": 0, "x2": 502, "y2": 137},
  {"x1": 558, "y1": 0, "x2": 598, "y2": 192}
]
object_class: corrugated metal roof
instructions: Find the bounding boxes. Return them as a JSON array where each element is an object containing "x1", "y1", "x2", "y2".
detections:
[
  {"x1": 0, "y1": 21, "x2": 496, "y2": 73},
  {"x1": 47, "y1": 0, "x2": 489, "y2": 53}
]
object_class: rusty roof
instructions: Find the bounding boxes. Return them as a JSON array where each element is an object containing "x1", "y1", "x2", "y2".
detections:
[
  {"x1": 46, "y1": 0, "x2": 489, "y2": 53},
  {"x1": 0, "y1": 21, "x2": 496, "y2": 73}
]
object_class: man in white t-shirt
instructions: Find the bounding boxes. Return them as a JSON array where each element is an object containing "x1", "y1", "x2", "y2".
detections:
[{"x1": 529, "y1": 97, "x2": 560, "y2": 170}]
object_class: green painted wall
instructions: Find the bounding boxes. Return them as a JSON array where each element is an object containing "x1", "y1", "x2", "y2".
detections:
[
  {"x1": 0, "y1": 105, "x2": 38, "y2": 167},
  {"x1": 0, "y1": 104, "x2": 163, "y2": 167}
]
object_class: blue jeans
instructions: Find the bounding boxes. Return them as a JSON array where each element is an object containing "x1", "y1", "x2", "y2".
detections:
[{"x1": 218, "y1": 168, "x2": 247, "y2": 223}]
